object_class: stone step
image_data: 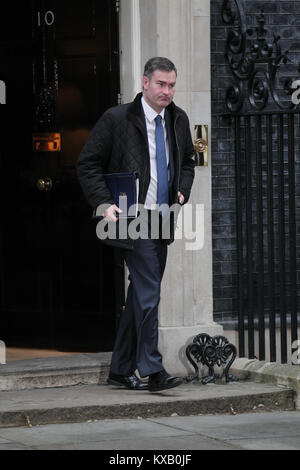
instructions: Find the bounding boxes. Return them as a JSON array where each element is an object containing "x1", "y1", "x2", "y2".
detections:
[
  {"x1": 0, "y1": 381, "x2": 295, "y2": 428},
  {"x1": 0, "y1": 353, "x2": 112, "y2": 392}
]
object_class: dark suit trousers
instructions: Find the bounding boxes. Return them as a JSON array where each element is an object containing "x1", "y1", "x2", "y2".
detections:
[{"x1": 109, "y1": 236, "x2": 168, "y2": 378}]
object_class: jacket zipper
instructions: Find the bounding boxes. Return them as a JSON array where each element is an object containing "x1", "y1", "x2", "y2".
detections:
[{"x1": 174, "y1": 114, "x2": 181, "y2": 197}]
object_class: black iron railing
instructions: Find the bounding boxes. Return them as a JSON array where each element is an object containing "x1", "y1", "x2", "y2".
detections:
[
  {"x1": 231, "y1": 110, "x2": 299, "y2": 363},
  {"x1": 220, "y1": 0, "x2": 300, "y2": 363}
]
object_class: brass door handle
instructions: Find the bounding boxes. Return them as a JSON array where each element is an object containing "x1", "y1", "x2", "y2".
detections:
[{"x1": 37, "y1": 177, "x2": 53, "y2": 192}]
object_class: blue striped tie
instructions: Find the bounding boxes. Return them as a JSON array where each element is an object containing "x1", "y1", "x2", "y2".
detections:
[{"x1": 155, "y1": 115, "x2": 169, "y2": 213}]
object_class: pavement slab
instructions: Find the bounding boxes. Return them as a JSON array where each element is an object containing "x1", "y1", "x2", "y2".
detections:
[{"x1": 0, "y1": 411, "x2": 299, "y2": 450}]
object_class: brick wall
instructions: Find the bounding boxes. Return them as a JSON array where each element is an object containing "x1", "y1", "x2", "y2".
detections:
[{"x1": 211, "y1": 0, "x2": 300, "y2": 328}]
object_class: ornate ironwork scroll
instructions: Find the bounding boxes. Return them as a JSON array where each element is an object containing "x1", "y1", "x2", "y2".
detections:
[
  {"x1": 222, "y1": 0, "x2": 299, "y2": 112},
  {"x1": 186, "y1": 333, "x2": 239, "y2": 384}
]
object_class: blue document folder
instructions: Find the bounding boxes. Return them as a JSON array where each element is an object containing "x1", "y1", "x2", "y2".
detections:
[{"x1": 93, "y1": 172, "x2": 139, "y2": 219}]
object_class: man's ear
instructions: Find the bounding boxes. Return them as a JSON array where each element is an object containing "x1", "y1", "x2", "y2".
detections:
[{"x1": 142, "y1": 75, "x2": 149, "y2": 91}]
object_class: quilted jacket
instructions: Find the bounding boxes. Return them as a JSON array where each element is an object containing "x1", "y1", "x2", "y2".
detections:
[{"x1": 77, "y1": 92, "x2": 195, "y2": 248}]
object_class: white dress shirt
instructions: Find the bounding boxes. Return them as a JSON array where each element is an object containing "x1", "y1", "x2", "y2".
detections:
[{"x1": 141, "y1": 97, "x2": 170, "y2": 210}]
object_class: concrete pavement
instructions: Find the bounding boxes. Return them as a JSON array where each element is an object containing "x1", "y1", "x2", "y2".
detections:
[
  {"x1": 0, "y1": 410, "x2": 299, "y2": 450},
  {"x1": 0, "y1": 352, "x2": 299, "y2": 452}
]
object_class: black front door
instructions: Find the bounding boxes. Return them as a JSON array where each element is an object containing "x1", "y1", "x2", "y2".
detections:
[{"x1": 0, "y1": 0, "x2": 122, "y2": 352}]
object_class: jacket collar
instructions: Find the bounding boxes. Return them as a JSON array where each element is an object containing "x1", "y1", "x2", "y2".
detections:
[
  {"x1": 128, "y1": 92, "x2": 178, "y2": 121},
  {"x1": 127, "y1": 93, "x2": 148, "y2": 140}
]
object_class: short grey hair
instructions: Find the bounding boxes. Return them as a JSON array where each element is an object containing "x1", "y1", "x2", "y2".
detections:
[{"x1": 143, "y1": 57, "x2": 177, "y2": 80}]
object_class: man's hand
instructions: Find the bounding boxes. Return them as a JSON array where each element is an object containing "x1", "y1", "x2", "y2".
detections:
[
  {"x1": 103, "y1": 204, "x2": 122, "y2": 222},
  {"x1": 178, "y1": 192, "x2": 185, "y2": 205}
]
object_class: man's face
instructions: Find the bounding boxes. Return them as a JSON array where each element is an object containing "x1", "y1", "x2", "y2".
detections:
[{"x1": 142, "y1": 70, "x2": 177, "y2": 113}]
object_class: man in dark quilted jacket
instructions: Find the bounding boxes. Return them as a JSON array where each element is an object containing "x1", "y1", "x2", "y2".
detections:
[{"x1": 77, "y1": 57, "x2": 195, "y2": 392}]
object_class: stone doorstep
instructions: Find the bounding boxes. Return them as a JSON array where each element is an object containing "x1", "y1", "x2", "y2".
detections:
[
  {"x1": 231, "y1": 358, "x2": 300, "y2": 411},
  {"x1": 0, "y1": 354, "x2": 296, "y2": 428},
  {"x1": 0, "y1": 353, "x2": 112, "y2": 392},
  {"x1": 0, "y1": 352, "x2": 298, "y2": 400},
  {"x1": 0, "y1": 382, "x2": 295, "y2": 429},
  {"x1": 0, "y1": 353, "x2": 298, "y2": 429}
]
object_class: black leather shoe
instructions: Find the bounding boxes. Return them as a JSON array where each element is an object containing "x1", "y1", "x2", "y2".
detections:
[
  {"x1": 107, "y1": 372, "x2": 148, "y2": 390},
  {"x1": 148, "y1": 370, "x2": 183, "y2": 392}
]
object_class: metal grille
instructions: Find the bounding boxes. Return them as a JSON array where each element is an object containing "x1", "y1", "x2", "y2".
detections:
[
  {"x1": 234, "y1": 111, "x2": 300, "y2": 363},
  {"x1": 221, "y1": 0, "x2": 300, "y2": 363}
]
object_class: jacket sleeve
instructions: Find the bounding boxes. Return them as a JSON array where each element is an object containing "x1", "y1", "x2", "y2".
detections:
[
  {"x1": 76, "y1": 111, "x2": 115, "y2": 209},
  {"x1": 178, "y1": 116, "x2": 195, "y2": 204}
]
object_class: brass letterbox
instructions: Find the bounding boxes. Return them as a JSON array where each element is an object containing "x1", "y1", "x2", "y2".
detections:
[{"x1": 33, "y1": 132, "x2": 61, "y2": 152}]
